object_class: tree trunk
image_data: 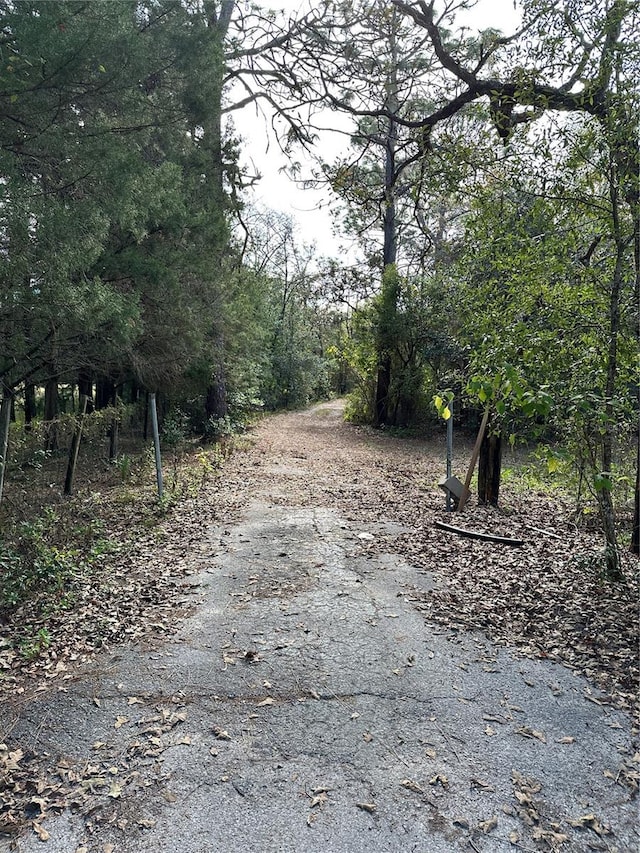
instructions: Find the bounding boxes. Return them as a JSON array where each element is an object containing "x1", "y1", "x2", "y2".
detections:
[
  {"x1": 631, "y1": 429, "x2": 639, "y2": 555},
  {"x1": 374, "y1": 356, "x2": 392, "y2": 427},
  {"x1": 373, "y1": 16, "x2": 399, "y2": 428},
  {"x1": 478, "y1": 430, "x2": 503, "y2": 506},
  {"x1": 598, "y1": 155, "x2": 624, "y2": 580},
  {"x1": 24, "y1": 383, "x2": 36, "y2": 432},
  {"x1": 205, "y1": 363, "x2": 228, "y2": 422},
  {"x1": 43, "y1": 374, "x2": 60, "y2": 451},
  {"x1": 95, "y1": 376, "x2": 115, "y2": 410},
  {"x1": 109, "y1": 397, "x2": 120, "y2": 461},
  {"x1": 78, "y1": 369, "x2": 93, "y2": 408},
  {"x1": 143, "y1": 391, "x2": 149, "y2": 441}
]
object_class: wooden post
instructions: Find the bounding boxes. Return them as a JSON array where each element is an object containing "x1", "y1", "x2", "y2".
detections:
[
  {"x1": 108, "y1": 389, "x2": 119, "y2": 461},
  {"x1": 0, "y1": 388, "x2": 13, "y2": 505},
  {"x1": 445, "y1": 398, "x2": 453, "y2": 512},
  {"x1": 64, "y1": 394, "x2": 89, "y2": 496},
  {"x1": 150, "y1": 392, "x2": 163, "y2": 501},
  {"x1": 457, "y1": 407, "x2": 490, "y2": 513}
]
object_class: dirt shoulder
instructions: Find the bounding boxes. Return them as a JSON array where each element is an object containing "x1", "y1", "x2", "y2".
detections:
[{"x1": 1, "y1": 401, "x2": 638, "y2": 852}]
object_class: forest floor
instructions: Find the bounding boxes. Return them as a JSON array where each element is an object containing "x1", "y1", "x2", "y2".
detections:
[{"x1": 0, "y1": 401, "x2": 638, "y2": 852}]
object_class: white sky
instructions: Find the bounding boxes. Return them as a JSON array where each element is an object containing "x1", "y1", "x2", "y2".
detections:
[{"x1": 231, "y1": 0, "x2": 522, "y2": 258}]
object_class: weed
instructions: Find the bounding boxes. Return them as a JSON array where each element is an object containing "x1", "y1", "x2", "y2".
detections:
[
  {"x1": 0, "y1": 509, "x2": 110, "y2": 611},
  {"x1": 17, "y1": 627, "x2": 51, "y2": 661},
  {"x1": 162, "y1": 409, "x2": 189, "y2": 448},
  {"x1": 114, "y1": 453, "x2": 133, "y2": 481}
]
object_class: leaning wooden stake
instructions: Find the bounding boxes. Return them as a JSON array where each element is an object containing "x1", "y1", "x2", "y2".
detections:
[
  {"x1": 0, "y1": 388, "x2": 13, "y2": 505},
  {"x1": 435, "y1": 520, "x2": 524, "y2": 547},
  {"x1": 150, "y1": 392, "x2": 163, "y2": 501},
  {"x1": 64, "y1": 394, "x2": 89, "y2": 496},
  {"x1": 457, "y1": 407, "x2": 490, "y2": 512}
]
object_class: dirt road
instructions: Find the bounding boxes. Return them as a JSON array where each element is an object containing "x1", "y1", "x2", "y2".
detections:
[{"x1": 3, "y1": 402, "x2": 638, "y2": 852}]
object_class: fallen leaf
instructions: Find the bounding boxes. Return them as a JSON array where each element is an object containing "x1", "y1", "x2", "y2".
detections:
[
  {"x1": 32, "y1": 822, "x2": 50, "y2": 841},
  {"x1": 363, "y1": 732, "x2": 373, "y2": 742},
  {"x1": 309, "y1": 792, "x2": 328, "y2": 808},
  {"x1": 355, "y1": 802, "x2": 376, "y2": 813},
  {"x1": 532, "y1": 826, "x2": 569, "y2": 845},
  {"x1": 556, "y1": 736, "x2": 575, "y2": 744},
  {"x1": 508, "y1": 830, "x2": 519, "y2": 844},
  {"x1": 256, "y1": 697, "x2": 274, "y2": 707},
  {"x1": 483, "y1": 714, "x2": 505, "y2": 723},
  {"x1": 137, "y1": 818, "x2": 157, "y2": 829},
  {"x1": 514, "y1": 726, "x2": 546, "y2": 743},
  {"x1": 567, "y1": 813, "x2": 610, "y2": 836},
  {"x1": 127, "y1": 696, "x2": 144, "y2": 705},
  {"x1": 114, "y1": 716, "x2": 129, "y2": 730},
  {"x1": 511, "y1": 771, "x2": 541, "y2": 794},
  {"x1": 514, "y1": 790, "x2": 532, "y2": 806},
  {"x1": 400, "y1": 779, "x2": 424, "y2": 794},
  {"x1": 107, "y1": 781, "x2": 123, "y2": 799},
  {"x1": 484, "y1": 725, "x2": 497, "y2": 736},
  {"x1": 470, "y1": 777, "x2": 495, "y2": 792},
  {"x1": 2, "y1": 747, "x2": 24, "y2": 771},
  {"x1": 212, "y1": 727, "x2": 231, "y2": 740},
  {"x1": 478, "y1": 816, "x2": 498, "y2": 834},
  {"x1": 428, "y1": 774, "x2": 449, "y2": 789}
]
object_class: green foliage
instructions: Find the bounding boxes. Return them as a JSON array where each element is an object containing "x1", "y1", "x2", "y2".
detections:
[
  {"x1": 0, "y1": 513, "x2": 79, "y2": 608},
  {"x1": 0, "y1": 0, "x2": 240, "y2": 419},
  {"x1": 344, "y1": 267, "x2": 461, "y2": 427},
  {"x1": 0, "y1": 500, "x2": 120, "y2": 614},
  {"x1": 17, "y1": 627, "x2": 51, "y2": 662},
  {"x1": 161, "y1": 409, "x2": 190, "y2": 450}
]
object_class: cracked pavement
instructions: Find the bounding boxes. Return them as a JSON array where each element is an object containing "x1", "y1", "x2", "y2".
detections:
[{"x1": 4, "y1": 403, "x2": 638, "y2": 852}]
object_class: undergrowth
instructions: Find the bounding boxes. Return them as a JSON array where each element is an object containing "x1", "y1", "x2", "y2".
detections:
[{"x1": 0, "y1": 440, "x2": 229, "y2": 659}]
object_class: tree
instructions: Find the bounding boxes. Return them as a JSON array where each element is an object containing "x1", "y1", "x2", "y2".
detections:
[
  {"x1": 291, "y1": 1, "x2": 455, "y2": 425},
  {"x1": 368, "y1": 0, "x2": 639, "y2": 576},
  {"x1": 0, "y1": 1, "x2": 164, "y2": 467},
  {"x1": 453, "y1": 128, "x2": 636, "y2": 574},
  {"x1": 240, "y1": 206, "x2": 332, "y2": 410}
]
